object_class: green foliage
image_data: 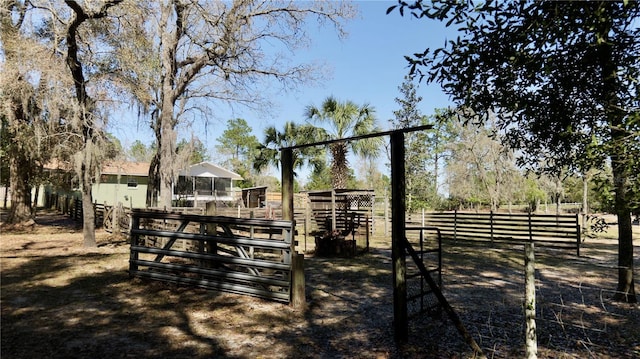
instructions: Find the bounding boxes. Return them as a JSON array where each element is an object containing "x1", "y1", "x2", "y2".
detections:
[
  {"x1": 523, "y1": 177, "x2": 547, "y2": 212},
  {"x1": 305, "y1": 96, "x2": 383, "y2": 189},
  {"x1": 215, "y1": 119, "x2": 259, "y2": 162},
  {"x1": 177, "y1": 138, "x2": 210, "y2": 165},
  {"x1": 390, "y1": 76, "x2": 439, "y2": 210},
  {"x1": 305, "y1": 161, "x2": 332, "y2": 191},
  {"x1": 128, "y1": 140, "x2": 155, "y2": 162},
  {"x1": 391, "y1": 0, "x2": 639, "y2": 301},
  {"x1": 592, "y1": 170, "x2": 615, "y2": 213},
  {"x1": 254, "y1": 121, "x2": 327, "y2": 179},
  {"x1": 215, "y1": 118, "x2": 260, "y2": 185},
  {"x1": 390, "y1": 0, "x2": 639, "y2": 181}
]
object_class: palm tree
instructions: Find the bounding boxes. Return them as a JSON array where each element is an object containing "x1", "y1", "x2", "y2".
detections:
[
  {"x1": 305, "y1": 96, "x2": 383, "y2": 189},
  {"x1": 254, "y1": 121, "x2": 327, "y2": 177}
]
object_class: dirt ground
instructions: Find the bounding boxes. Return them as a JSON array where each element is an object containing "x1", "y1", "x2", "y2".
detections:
[{"x1": 1, "y1": 210, "x2": 639, "y2": 358}]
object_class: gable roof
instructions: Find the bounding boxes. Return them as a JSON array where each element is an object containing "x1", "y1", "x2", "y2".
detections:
[
  {"x1": 101, "y1": 161, "x2": 150, "y2": 176},
  {"x1": 179, "y1": 161, "x2": 243, "y2": 180}
]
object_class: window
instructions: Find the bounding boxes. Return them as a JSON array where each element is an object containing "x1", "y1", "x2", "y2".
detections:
[
  {"x1": 174, "y1": 176, "x2": 194, "y2": 195},
  {"x1": 195, "y1": 177, "x2": 213, "y2": 196},
  {"x1": 127, "y1": 177, "x2": 138, "y2": 188},
  {"x1": 214, "y1": 178, "x2": 231, "y2": 196}
]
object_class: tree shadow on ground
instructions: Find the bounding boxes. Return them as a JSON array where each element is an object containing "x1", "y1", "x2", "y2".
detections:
[{"x1": 1, "y1": 253, "x2": 236, "y2": 359}]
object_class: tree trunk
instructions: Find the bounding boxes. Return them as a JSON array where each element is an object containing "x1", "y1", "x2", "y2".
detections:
[
  {"x1": 82, "y1": 185, "x2": 96, "y2": 247},
  {"x1": 330, "y1": 142, "x2": 348, "y2": 189},
  {"x1": 159, "y1": 117, "x2": 176, "y2": 208},
  {"x1": 598, "y1": 3, "x2": 636, "y2": 303},
  {"x1": 156, "y1": 0, "x2": 179, "y2": 209},
  {"x1": 611, "y1": 150, "x2": 636, "y2": 302},
  {"x1": 146, "y1": 152, "x2": 160, "y2": 207},
  {"x1": 3, "y1": 182, "x2": 8, "y2": 209},
  {"x1": 81, "y1": 146, "x2": 96, "y2": 247},
  {"x1": 6, "y1": 151, "x2": 33, "y2": 224}
]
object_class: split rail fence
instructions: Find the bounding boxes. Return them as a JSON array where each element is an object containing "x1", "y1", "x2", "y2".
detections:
[{"x1": 128, "y1": 210, "x2": 295, "y2": 303}]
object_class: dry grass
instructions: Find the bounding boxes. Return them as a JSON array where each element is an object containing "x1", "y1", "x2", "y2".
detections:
[{"x1": 1, "y1": 210, "x2": 639, "y2": 358}]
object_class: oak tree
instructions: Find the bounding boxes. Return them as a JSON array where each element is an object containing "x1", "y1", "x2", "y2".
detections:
[
  {"x1": 391, "y1": 0, "x2": 639, "y2": 302},
  {"x1": 114, "y1": 0, "x2": 356, "y2": 207}
]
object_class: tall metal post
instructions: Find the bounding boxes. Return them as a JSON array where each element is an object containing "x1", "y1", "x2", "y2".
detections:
[
  {"x1": 282, "y1": 148, "x2": 294, "y2": 223},
  {"x1": 390, "y1": 131, "x2": 407, "y2": 342}
]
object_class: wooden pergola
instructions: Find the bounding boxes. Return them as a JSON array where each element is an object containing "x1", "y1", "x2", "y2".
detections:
[{"x1": 279, "y1": 125, "x2": 431, "y2": 342}]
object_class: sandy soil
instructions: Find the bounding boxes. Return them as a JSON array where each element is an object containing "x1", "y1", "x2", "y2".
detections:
[{"x1": 1, "y1": 210, "x2": 639, "y2": 358}]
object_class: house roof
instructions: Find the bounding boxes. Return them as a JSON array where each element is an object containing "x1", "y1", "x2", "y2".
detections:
[
  {"x1": 179, "y1": 162, "x2": 243, "y2": 180},
  {"x1": 101, "y1": 161, "x2": 150, "y2": 176},
  {"x1": 45, "y1": 160, "x2": 241, "y2": 180}
]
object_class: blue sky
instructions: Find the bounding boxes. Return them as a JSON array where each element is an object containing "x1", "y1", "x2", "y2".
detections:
[{"x1": 113, "y1": 1, "x2": 456, "y2": 175}]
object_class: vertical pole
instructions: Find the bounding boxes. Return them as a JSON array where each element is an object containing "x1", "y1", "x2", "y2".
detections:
[
  {"x1": 282, "y1": 148, "x2": 294, "y2": 223},
  {"x1": 454, "y1": 208, "x2": 458, "y2": 241},
  {"x1": 282, "y1": 148, "x2": 304, "y2": 308},
  {"x1": 528, "y1": 211, "x2": 533, "y2": 242},
  {"x1": 205, "y1": 200, "x2": 217, "y2": 261},
  {"x1": 524, "y1": 241, "x2": 538, "y2": 359},
  {"x1": 291, "y1": 253, "x2": 306, "y2": 308},
  {"x1": 129, "y1": 213, "x2": 140, "y2": 277},
  {"x1": 391, "y1": 131, "x2": 407, "y2": 343},
  {"x1": 384, "y1": 194, "x2": 389, "y2": 237},
  {"x1": 331, "y1": 189, "x2": 337, "y2": 231},
  {"x1": 575, "y1": 213, "x2": 581, "y2": 257},
  {"x1": 490, "y1": 210, "x2": 494, "y2": 244}
]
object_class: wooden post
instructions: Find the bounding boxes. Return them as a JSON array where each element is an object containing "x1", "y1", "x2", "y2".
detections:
[
  {"x1": 291, "y1": 253, "x2": 306, "y2": 309},
  {"x1": 331, "y1": 189, "x2": 337, "y2": 231},
  {"x1": 205, "y1": 201, "x2": 217, "y2": 259},
  {"x1": 390, "y1": 131, "x2": 407, "y2": 343},
  {"x1": 304, "y1": 198, "x2": 309, "y2": 252},
  {"x1": 454, "y1": 208, "x2": 458, "y2": 241},
  {"x1": 129, "y1": 213, "x2": 140, "y2": 277},
  {"x1": 528, "y1": 211, "x2": 533, "y2": 242},
  {"x1": 490, "y1": 210, "x2": 494, "y2": 244},
  {"x1": 384, "y1": 194, "x2": 389, "y2": 237},
  {"x1": 524, "y1": 241, "x2": 538, "y2": 359},
  {"x1": 282, "y1": 148, "x2": 294, "y2": 223},
  {"x1": 575, "y1": 213, "x2": 581, "y2": 257},
  {"x1": 282, "y1": 148, "x2": 304, "y2": 308}
]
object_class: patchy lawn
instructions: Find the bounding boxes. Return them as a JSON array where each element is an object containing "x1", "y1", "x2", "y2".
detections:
[{"x1": 1, "y1": 210, "x2": 639, "y2": 358}]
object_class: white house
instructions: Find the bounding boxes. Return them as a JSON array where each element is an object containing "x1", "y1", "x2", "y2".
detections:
[{"x1": 173, "y1": 161, "x2": 243, "y2": 205}]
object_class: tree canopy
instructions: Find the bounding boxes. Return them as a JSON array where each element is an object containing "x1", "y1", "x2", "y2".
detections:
[
  {"x1": 390, "y1": 0, "x2": 639, "y2": 301},
  {"x1": 305, "y1": 96, "x2": 383, "y2": 189}
]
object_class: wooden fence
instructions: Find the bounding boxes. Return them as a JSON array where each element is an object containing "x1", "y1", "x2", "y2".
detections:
[
  {"x1": 415, "y1": 211, "x2": 581, "y2": 255},
  {"x1": 129, "y1": 210, "x2": 296, "y2": 303}
]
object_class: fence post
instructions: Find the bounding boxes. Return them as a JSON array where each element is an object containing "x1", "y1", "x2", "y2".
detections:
[
  {"x1": 129, "y1": 213, "x2": 140, "y2": 277},
  {"x1": 384, "y1": 194, "x2": 389, "y2": 237},
  {"x1": 114, "y1": 202, "x2": 121, "y2": 236},
  {"x1": 454, "y1": 209, "x2": 458, "y2": 241},
  {"x1": 524, "y1": 241, "x2": 538, "y2": 359},
  {"x1": 575, "y1": 213, "x2": 581, "y2": 257},
  {"x1": 528, "y1": 211, "x2": 533, "y2": 242},
  {"x1": 291, "y1": 253, "x2": 306, "y2": 309},
  {"x1": 390, "y1": 131, "x2": 407, "y2": 343},
  {"x1": 490, "y1": 210, "x2": 494, "y2": 244},
  {"x1": 331, "y1": 189, "x2": 336, "y2": 231}
]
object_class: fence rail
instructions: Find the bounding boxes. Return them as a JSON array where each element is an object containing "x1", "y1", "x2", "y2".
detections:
[
  {"x1": 129, "y1": 210, "x2": 295, "y2": 303},
  {"x1": 416, "y1": 211, "x2": 581, "y2": 255}
]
